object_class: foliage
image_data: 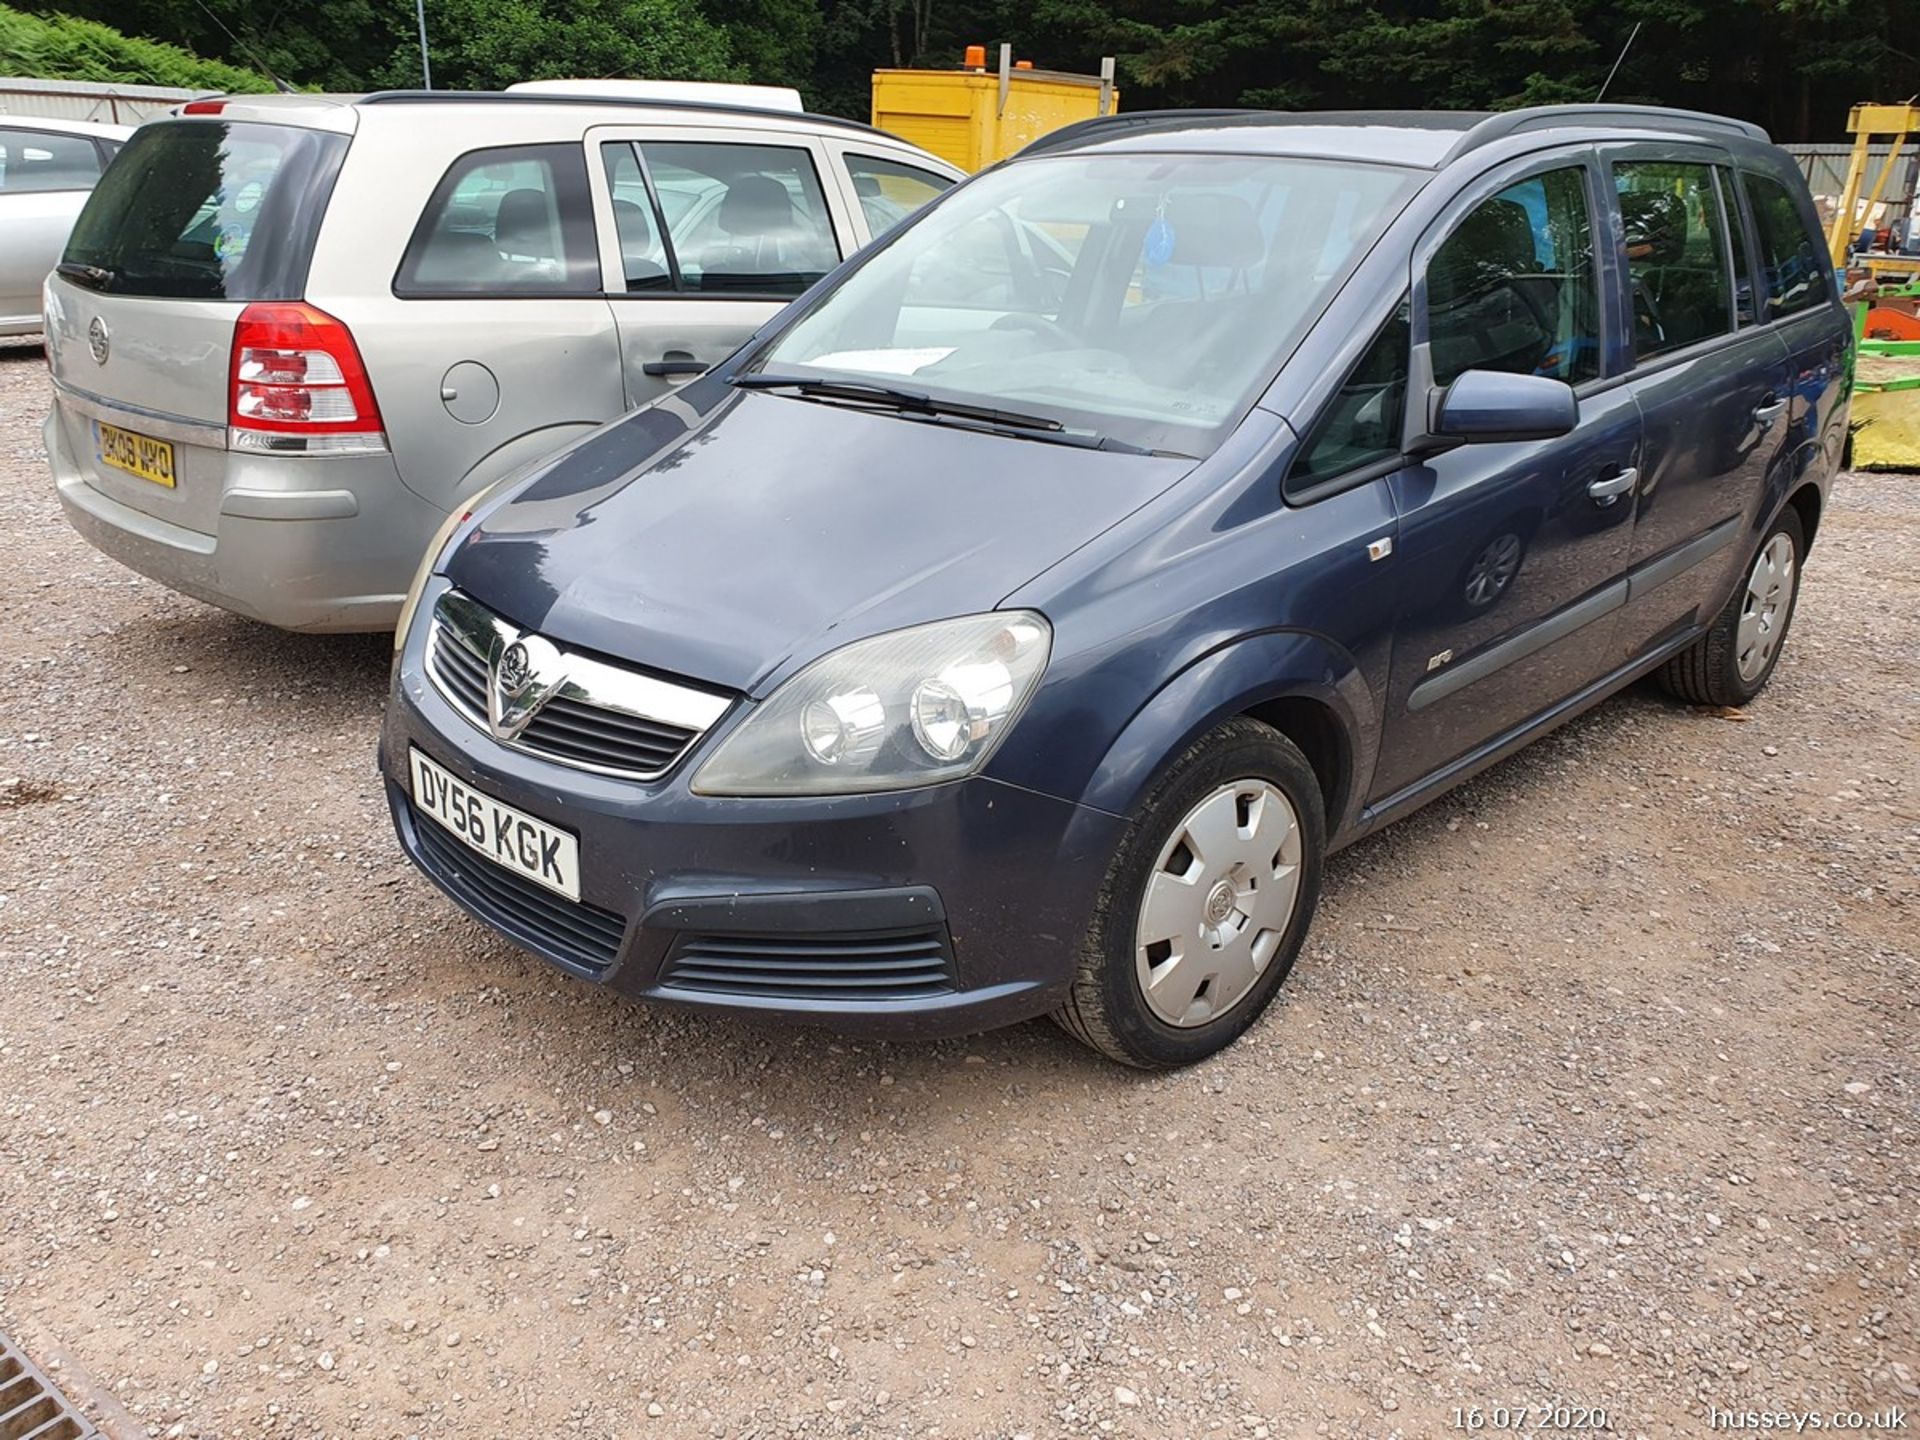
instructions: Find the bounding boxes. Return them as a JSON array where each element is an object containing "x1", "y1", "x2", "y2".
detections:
[
  {"x1": 0, "y1": 3, "x2": 273, "y2": 90},
  {"x1": 9, "y1": 0, "x2": 397, "y2": 92},
  {"x1": 7, "y1": 0, "x2": 1911, "y2": 139},
  {"x1": 377, "y1": 0, "x2": 740, "y2": 91}
]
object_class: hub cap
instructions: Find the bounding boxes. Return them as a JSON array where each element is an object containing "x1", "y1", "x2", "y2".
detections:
[
  {"x1": 1134, "y1": 780, "x2": 1303, "y2": 1028},
  {"x1": 1736, "y1": 533, "x2": 1795, "y2": 682}
]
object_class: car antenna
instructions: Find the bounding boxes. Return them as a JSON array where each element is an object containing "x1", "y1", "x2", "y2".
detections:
[
  {"x1": 189, "y1": 0, "x2": 297, "y2": 93},
  {"x1": 1593, "y1": 21, "x2": 1642, "y2": 102}
]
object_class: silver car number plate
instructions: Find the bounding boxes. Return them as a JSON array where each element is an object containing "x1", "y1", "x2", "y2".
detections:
[{"x1": 409, "y1": 747, "x2": 581, "y2": 901}]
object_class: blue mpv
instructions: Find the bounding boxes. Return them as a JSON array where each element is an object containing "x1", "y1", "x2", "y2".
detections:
[{"x1": 382, "y1": 104, "x2": 1848, "y2": 1067}]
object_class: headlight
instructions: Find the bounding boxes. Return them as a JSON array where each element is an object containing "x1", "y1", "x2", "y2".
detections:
[{"x1": 693, "y1": 611, "x2": 1051, "y2": 796}]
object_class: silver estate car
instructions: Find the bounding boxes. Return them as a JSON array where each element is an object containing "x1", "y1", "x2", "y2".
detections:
[
  {"x1": 0, "y1": 115, "x2": 130, "y2": 335},
  {"x1": 43, "y1": 91, "x2": 960, "y2": 631}
]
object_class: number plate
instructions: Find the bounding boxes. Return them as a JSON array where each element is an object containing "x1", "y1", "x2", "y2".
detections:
[
  {"x1": 97, "y1": 421, "x2": 176, "y2": 488},
  {"x1": 409, "y1": 747, "x2": 581, "y2": 901}
]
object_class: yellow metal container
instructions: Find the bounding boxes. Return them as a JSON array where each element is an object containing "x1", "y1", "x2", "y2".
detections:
[{"x1": 871, "y1": 64, "x2": 1118, "y2": 173}]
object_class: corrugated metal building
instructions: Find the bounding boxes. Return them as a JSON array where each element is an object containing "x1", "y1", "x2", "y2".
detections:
[
  {"x1": 1782, "y1": 142, "x2": 1915, "y2": 229},
  {"x1": 0, "y1": 76, "x2": 203, "y2": 125}
]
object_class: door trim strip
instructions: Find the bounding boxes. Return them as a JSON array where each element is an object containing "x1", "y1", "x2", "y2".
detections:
[
  {"x1": 1624, "y1": 516, "x2": 1741, "y2": 601},
  {"x1": 1407, "y1": 579, "x2": 1628, "y2": 714}
]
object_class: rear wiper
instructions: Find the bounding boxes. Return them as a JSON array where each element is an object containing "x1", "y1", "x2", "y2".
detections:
[
  {"x1": 734, "y1": 371, "x2": 1067, "y2": 434},
  {"x1": 56, "y1": 261, "x2": 114, "y2": 291}
]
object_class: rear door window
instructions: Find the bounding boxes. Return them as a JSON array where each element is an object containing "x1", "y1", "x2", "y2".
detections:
[
  {"x1": 843, "y1": 153, "x2": 951, "y2": 239},
  {"x1": 598, "y1": 142, "x2": 673, "y2": 292},
  {"x1": 61, "y1": 120, "x2": 345, "y2": 300},
  {"x1": 1615, "y1": 160, "x2": 1735, "y2": 360},
  {"x1": 396, "y1": 143, "x2": 601, "y2": 297},
  {"x1": 0, "y1": 127, "x2": 101, "y2": 192},
  {"x1": 639, "y1": 141, "x2": 839, "y2": 296},
  {"x1": 1741, "y1": 170, "x2": 1832, "y2": 319},
  {"x1": 1427, "y1": 166, "x2": 1600, "y2": 387}
]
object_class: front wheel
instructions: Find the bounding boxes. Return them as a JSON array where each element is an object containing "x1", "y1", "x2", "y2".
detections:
[
  {"x1": 1052, "y1": 718, "x2": 1326, "y2": 1068},
  {"x1": 1656, "y1": 508, "x2": 1805, "y2": 707}
]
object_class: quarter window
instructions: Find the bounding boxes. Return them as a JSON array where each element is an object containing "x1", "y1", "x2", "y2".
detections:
[
  {"x1": 1615, "y1": 160, "x2": 1734, "y2": 360},
  {"x1": 843, "y1": 153, "x2": 951, "y2": 239},
  {"x1": 1427, "y1": 167, "x2": 1600, "y2": 387},
  {"x1": 639, "y1": 141, "x2": 838, "y2": 296},
  {"x1": 396, "y1": 144, "x2": 600, "y2": 297},
  {"x1": 0, "y1": 127, "x2": 101, "y2": 193},
  {"x1": 1742, "y1": 171, "x2": 1832, "y2": 319},
  {"x1": 1286, "y1": 298, "x2": 1410, "y2": 497}
]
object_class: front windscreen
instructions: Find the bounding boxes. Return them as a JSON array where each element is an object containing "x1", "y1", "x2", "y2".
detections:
[
  {"x1": 62, "y1": 119, "x2": 346, "y2": 301},
  {"x1": 756, "y1": 150, "x2": 1421, "y2": 456}
]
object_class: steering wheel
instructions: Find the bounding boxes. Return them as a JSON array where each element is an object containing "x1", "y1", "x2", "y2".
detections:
[{"x1": 990, "y1": 312, "x2": 1078, "y2": 345}]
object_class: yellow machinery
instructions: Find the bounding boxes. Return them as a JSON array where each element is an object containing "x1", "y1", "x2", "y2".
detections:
[
  {"x1": 872, "y1": 45, "x2": 1117, "y2": 173},
  {"x1": 1826, "y1": 101, "x2": 1920, "y2": 277}
]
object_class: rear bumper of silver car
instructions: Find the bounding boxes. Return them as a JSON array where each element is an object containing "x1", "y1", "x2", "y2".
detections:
[{"x1": 45, "y1": 401, "x2": 441, "y2": 632}]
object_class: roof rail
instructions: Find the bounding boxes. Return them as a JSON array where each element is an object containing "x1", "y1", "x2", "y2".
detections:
[
  {"x1": 1015, "y1": 103, "x2": 1770, "y2": 166},
  {"x1": 1015, "y1": 109, "x2": 1270, "y2": 160},
  {"x1": 1444, "y1": 103, "x2": 1769, "y2": 160},
  {"x1": 355, "y1": 89, "x2": 894, "y2": 141}
]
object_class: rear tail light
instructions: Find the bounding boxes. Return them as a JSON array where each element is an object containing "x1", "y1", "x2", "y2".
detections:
[
  {"x1": 179, "y1": 99, "x2": 228, "y2": 115},
  {"x1": 228, "y1": 302, "x2": 387, "y2": 455}
]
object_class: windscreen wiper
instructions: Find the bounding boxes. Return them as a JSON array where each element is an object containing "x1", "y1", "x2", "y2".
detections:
[
  {"x1": 55, "y1": 261, "x2": 114, "y2": 291},
  {"x1": 733, "y1": 371, "x2": 1067, "y2": 433}
]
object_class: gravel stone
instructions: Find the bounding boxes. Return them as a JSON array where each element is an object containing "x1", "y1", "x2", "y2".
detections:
[{"x1": 0, "y1": 343, "x2": 1912, "y2": 1439}]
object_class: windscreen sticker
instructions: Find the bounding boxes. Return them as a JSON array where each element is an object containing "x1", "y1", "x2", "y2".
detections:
[{"x1": 803, "y1": 347, "x2": 956, "y2": 376}]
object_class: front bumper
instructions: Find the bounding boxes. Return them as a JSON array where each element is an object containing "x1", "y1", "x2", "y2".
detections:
[
  {"x1": 379, "y1": 588, "x2": 1127, "y2": 1038},
  {"x1": 45, "y1": 403, "x2": 441, "y2": 632}
]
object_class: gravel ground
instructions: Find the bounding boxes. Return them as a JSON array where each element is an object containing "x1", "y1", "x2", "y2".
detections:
[{"x1": 0, "y1": 338, "x2": 1913, "y2": 1440}]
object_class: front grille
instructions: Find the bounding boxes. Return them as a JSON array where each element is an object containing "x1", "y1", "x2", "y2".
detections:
[
  {"x1": 409, "y1": 802, "x2": 626, "y2": 973},
  {"x1": 0, "y1": 1329, "x2": 93, "y2": 1439},
  {"x1": 660, "y1": 928, "x2": 957, "y2": 1001},
  {"x1": 424, "y1": 590, "x2": 730, "y2": 781}
]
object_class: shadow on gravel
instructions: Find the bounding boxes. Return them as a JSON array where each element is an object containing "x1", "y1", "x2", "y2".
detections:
[
  {"x1": 0, "y1": 338, "x2": 46, "y2": 363},
  {"x1": 133, "y1": 607, "x2": 394, "y2": 701}
]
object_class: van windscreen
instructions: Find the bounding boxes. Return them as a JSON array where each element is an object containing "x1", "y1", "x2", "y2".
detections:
[{"x1": 61, "y1": 119, "x2": 347, "y2": 301}]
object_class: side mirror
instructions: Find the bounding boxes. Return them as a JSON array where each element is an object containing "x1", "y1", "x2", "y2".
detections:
[{"x1": 1434, "y1": 369, "x2": 1577, "y2": 444}]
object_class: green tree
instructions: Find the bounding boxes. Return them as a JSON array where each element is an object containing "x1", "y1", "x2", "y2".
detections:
[
  {"x1": 0, "y1": 2, "x2": 274, "y2": 89},
  {"x1": 392, "y1": 0, "x2": 740, "y2": 90},
  {"x1": 11, "y1": 0, "x2": 400, "y2": 91},
  {"x1": 709, "y1": 0, "x2": 825, "y2": 91}
]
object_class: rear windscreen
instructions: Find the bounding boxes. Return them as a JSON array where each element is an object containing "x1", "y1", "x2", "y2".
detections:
[{"x1": 61, "y1": 119, "x2": 347, "y2": 301}]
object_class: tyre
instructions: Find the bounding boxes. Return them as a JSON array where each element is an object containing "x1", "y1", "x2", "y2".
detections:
[
  {"x1": 1656, "y1": 508, "x2": 1805, "y2": 707},
  {"x1": 1052, "y1": 717, "x2": 1326, "y2": 1069}
]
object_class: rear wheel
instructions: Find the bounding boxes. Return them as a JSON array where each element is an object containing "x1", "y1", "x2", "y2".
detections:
[
  {"x1": 1656, "y1": 509, "x2": 1804, "y2": 707},
  {"x1": 1052, "y1": 718, "x2": 1325, "y2": 1069}
]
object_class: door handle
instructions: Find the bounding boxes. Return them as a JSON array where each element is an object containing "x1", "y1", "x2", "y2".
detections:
[
  {"x1": 643, "y1": 352, "x2": 707, "y2": 378},
  {"x1": 1587, "y1": 467, "x2": 1638, "y2": 505},
  {"x1": 1752, "y1": 397, "x2": 1788, "y2": 426}
]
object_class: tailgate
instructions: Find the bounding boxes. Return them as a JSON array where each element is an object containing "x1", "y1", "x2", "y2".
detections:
[
  {"x1": 45, "y1": 281, "x2": 238, "y2": 535},
  {"x1": 46, "y1": 114, "x2": 351, "y2": 536}
]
